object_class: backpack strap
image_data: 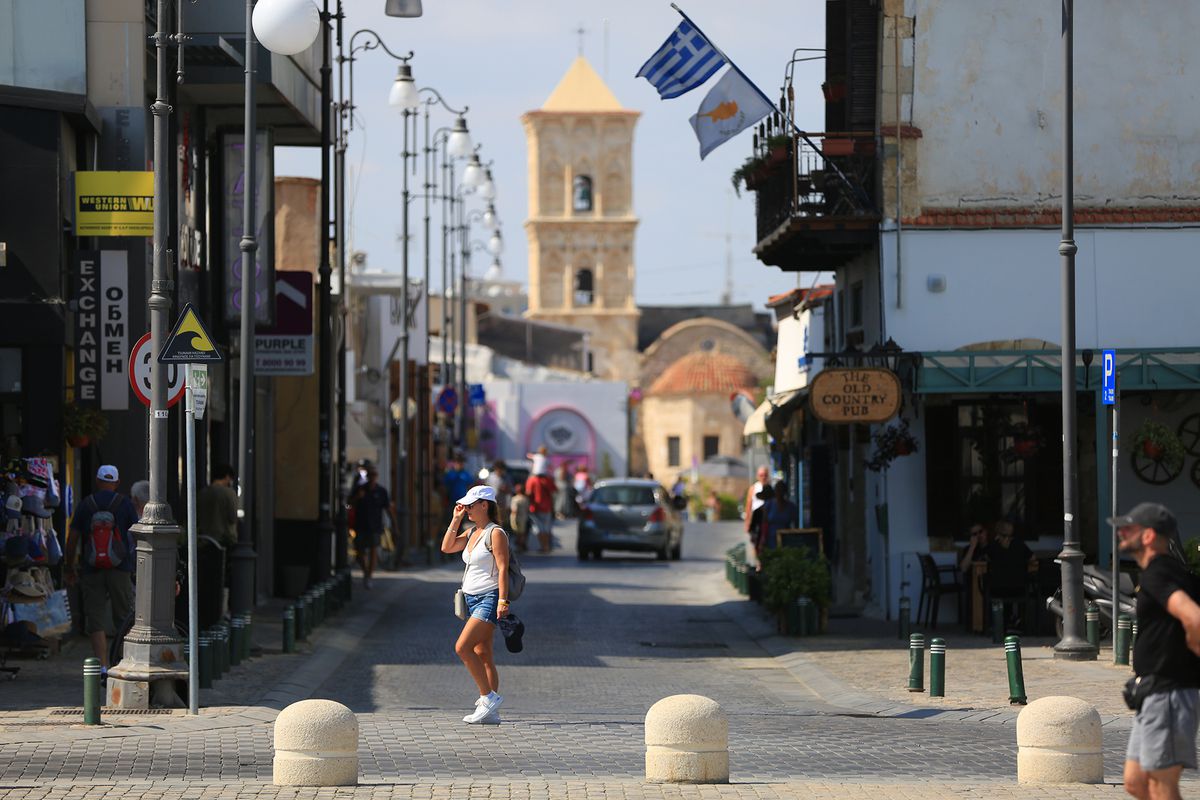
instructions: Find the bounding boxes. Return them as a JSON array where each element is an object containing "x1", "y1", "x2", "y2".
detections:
[
  {"x1": 482, "y1": 523, "x2": 508, "y2": 552},
  {"x1": 108, "y1": 493, "x2": 124, "y2": 513}
]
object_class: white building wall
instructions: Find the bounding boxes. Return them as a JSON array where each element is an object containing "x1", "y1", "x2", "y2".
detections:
[
  {"x1": 913, "y1": 0, "x2": 1200, "y2": 207},
  {"x1": 882, "y1": 228, "x2": 1200, "y2": 351}
]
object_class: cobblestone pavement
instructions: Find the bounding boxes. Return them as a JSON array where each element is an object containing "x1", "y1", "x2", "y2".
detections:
[{"x1": 0, "y1": 520, "x2": 1195, "y2": 798}]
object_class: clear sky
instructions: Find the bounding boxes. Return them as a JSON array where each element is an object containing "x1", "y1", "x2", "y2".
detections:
[{"x1": 275, "y1": 0, "x2": 829, "y2": 309}]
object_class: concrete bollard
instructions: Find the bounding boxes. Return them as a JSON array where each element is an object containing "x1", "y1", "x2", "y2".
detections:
[
  {"x1": 273, "y1": 699, "x2": 359, "y2": 786},
  {"x1": 644, "y1": 694, "x2": 728, "y2": 784},
  {"x1": 1016, "y1": 696, "x2": 1103, "y2": 784}
]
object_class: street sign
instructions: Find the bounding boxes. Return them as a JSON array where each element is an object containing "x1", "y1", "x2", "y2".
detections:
[
  {"x1": 468, "y1": 383, "x2": 486, "y2": 407},
  {"x1": 129, "y1": 332, "x2": 185, "y2": 408},
  {"x1": 188, "y1": 364, "x2": 209, "y2": 420},
  {"x1": 436, "y1": 386, "x2": 458, "y2": 415},
  {"x1": 1102, "y1": 349, "x2": 1116, "y2": 405},
  {"x1": 159, "y1": 303, "x2": 223, "y2": 364}
]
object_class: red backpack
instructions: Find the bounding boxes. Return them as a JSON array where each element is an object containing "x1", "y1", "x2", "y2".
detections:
[{"x1": 85, "y1": 494, "x2": 128, "y2": 570}]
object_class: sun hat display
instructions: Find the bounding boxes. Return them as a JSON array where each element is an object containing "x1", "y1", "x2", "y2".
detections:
[
  {"x1": 20, "y1": 495, "x2": 52, "y2": 519},
  {"x1": 5, "y1": 569, "x2": 47, "y2": 599},
  {"x1": 3, "y1": 495, "x2": 20, "y2": 520}
]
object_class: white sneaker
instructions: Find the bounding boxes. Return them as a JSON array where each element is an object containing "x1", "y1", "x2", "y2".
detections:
[
  {"x1": 463, "y1": 704, "x2": 498, "y2": 724},
  {"x1": 479, "y1": 691, "x2": 503, "y2": 714}
]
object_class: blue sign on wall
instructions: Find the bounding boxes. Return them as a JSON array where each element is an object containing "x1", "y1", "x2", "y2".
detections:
[
  {"x1": 468, "y1": 383, "x2": 486, "y2": 407},
  {"x1": 1101, "y1": 349, "x2": 1116, "y2": 405}
]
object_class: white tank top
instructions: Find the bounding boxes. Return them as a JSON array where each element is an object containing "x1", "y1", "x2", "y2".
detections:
[{"x1": 461, "y1": 524, "x2": 502, "y2": 595}]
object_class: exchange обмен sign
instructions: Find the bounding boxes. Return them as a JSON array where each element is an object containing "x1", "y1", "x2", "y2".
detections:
[{"x1": 808, "y1": 367, "x2": 901, "y2": 424}]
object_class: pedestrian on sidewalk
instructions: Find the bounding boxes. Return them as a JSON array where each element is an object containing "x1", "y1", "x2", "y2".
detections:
[
  {"x1": 1113, "y1": 502, "x2": 1200, "y2": 800},
  {"x1": 525, "y1": 470, "x2": 556, "y2": 554},
  {"x1": 509, "y1": 484, "x2": 530, "y2": 552},
  {"x1": 442, "y1": 454, "x2": 472, "y2": 524},
  {"x1": 196, "y1": 464, "x2": 238, "y2": 549},
  {"x1": 441, "y1": 485, "x2": 510, "y2": 725},
  {"x1": 63, "y1": 465, "x2": 137, "y2": 673},
  {"x1": 351, "y1": 467, "x2": 396, "y2": 589}
]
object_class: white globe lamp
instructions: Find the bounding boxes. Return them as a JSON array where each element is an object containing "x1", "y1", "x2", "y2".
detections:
[
  {"x1": 388, "y1": 63, "x2": 420, "y2": 111},
  {"x1": 253, "y1": 0, "x2": 321, "y2": 56},
  {"x1": 446, "y1": 115, "x2": 472, "y2": 158}
]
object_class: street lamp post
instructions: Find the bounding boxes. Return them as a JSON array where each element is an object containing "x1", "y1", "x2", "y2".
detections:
[
  {"x1": 108, "y1": 0, "x2": 188, "y2": 708},
  {"x1": 1054, "y1": 0, "x2": 1095, "y2": 661}
]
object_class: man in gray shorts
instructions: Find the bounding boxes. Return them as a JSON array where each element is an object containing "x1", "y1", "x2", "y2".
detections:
[{"x1": 1112, "y1": 503, "x2": 1200, "y2": 799}]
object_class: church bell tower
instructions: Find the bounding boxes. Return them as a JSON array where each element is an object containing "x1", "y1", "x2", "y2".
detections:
[{"x1": 521, "y1": 57, "x2": 640, "y2": 383}]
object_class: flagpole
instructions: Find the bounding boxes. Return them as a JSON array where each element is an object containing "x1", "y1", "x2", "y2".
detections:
[{"x1": 669, "y1": 3, "x2": 858, "y2": 192}]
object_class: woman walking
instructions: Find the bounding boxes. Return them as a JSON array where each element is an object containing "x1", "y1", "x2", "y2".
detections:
[{"x1": 441, "y1": 484, "x2": 511, "y2": 724}]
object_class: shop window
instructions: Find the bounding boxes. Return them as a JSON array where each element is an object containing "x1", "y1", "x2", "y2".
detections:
[
  {"x1": 667, "y1": 436, "x2": 680, "y2": 467},
  {"x1": 703, "y1": 435, "x2": 719, "y2": 460},
  {"x1": 573, "y1": 174, "x2": 593, "y2": 212},
  {"x1": 574, "y1": 268, "x2": 594, "y2": 306}
]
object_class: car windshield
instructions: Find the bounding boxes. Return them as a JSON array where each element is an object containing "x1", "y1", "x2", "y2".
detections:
[{"x1": 591, "y1": 486, "x2": 657, "y2": 506}]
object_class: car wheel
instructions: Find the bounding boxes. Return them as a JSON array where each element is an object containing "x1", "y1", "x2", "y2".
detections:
[
  {"x1": 576, "y1": 548, "x2": 589, "y2": 561},
  {"x1": 671, "y1": 541, "x2": 682, "y2": 561},
  {"x1": 592, "y1": 548, "x2": 603, "y2": 560},
  {"x1": 656, "y1": 544, "x2": 669, "y2": 561}
]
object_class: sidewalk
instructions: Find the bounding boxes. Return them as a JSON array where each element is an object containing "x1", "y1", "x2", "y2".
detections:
[{"x1": 715, "y1": 582, "x2": 1137, "y2": 728}]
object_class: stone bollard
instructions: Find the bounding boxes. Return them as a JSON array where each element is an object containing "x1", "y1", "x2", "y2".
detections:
[
  {"x1": 273, "y1": 699, "x2": 359, "y2": 786},
  {"x1": 1016, "y1": 696, "x2": 1103, "y2": 784},
  {"x1": 644, "y1": 694, "x2": 728, "y2": 784}
]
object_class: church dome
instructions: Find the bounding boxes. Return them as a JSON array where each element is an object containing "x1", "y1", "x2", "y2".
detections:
[{"x1": 647, "y1": 351, "x2": 758, "y2": 396}]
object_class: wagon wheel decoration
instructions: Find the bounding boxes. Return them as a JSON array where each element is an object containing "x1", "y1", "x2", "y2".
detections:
[
  {"x1": 1177, "y1": 414, "x2": 1200, "y2": 457},
  {"x1": 1192, "y1": 459, "x2": 1200, "y2": 490},
  {"x1": 1131, "y1": 449, "x2": 1183, "y2": 486}
]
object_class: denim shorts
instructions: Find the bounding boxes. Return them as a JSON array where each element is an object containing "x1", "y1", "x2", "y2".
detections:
[
  {"x1": 464, "y1": 588, "x2": 499, "y2": 623},
  {"x1": 1126, "y1": 688, "x2": 1199, "y2": 770}
]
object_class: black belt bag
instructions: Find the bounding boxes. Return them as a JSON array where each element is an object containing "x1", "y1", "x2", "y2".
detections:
[{"x1": 1123, "y1": 674, "x2": 1180, "y2": 712}]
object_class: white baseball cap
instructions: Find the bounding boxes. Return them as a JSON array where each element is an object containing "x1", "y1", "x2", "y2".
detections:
[
  {"x1": 456, "y1": 485, "x2": 496, "y2": 506},
  {"x1": 96, "y1": 465, "x2": 120, "y2": 482}
]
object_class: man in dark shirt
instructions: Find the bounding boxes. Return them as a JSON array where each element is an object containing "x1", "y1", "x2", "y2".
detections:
[
  {"x1": 64, "y1": 465, "x2": 139, "y2": 671},
  {"x1": 1113, "y1": 502, "x2": 1200, "y2": 799},
  {"x1": 351, "y1": 467, "x2": 395, "y2": 590},
  {"x1": 442, "y1": 455, "x2": 471, "y2": 524}
]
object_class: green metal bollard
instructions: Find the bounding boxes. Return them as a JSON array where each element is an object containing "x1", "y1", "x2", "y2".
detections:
[
  {"x1": 83, "y1": 657, "x2": 102, "y2": 725},
  {"x1": 283, "y1": 607, "x2": 295, "y2": 653},
  {"x1": 1085, "y1": 602, "x2": 1100, "y2": 649},
  {"x1": 907, "y1": 633, "x2": 925, "y2": 693},
  {"x1": 214, "y1": 626, "x2": 228, "y2": 677},
  {"x1": 898, "y1": 596, "x2": 911, "y2": 640},
  {"x1": 1131, "y1": 619, "x2": 1138, "y2": 650},
  {"x1": 991, "y1": 600, "x2": 1005, "y2": 644},
  {"x1": 929, "y1": 637, "x2": 946, "y2": 698},
  {"x1": 295, "y1": 602, "x2": 307, "y2": 642},
  {"x1": 1004, "y1": 635, "x2": 1027, "y2": 705},
  {"x1": 1115, "y1": 614, "x2": 1132, "y2": 666},
  {"x1": 198, "y1": 636, "x2": 213, "y2": 689},
  {"x1": 316, "y1": 586, "x2": 326, "y2": 625},
  {"x1": 239, "y1": 614, "x2": 252, "y2": 661},
  {"x1": 796, "y1": 597, "x2": 811, "y2": 636},
  {"x1": 229, "y1": 617, "x2": 244, "y2": 667}
]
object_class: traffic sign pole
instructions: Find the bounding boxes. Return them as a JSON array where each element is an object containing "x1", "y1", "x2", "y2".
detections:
[
  {"x1": 184, "y1": 369, "x2": 199, "y2": 715},
  {"x1": 1103, "y1": 348, "x2": 1120, "y2": 661}
]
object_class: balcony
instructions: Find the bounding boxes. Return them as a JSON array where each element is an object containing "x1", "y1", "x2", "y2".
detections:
[{"x1": 747, "y1": 132, "x2": 879, "y2": 270}]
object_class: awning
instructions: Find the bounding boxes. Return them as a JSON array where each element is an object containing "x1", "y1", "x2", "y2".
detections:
[
  {"x1": 744, "y1": 389, "x2": 807, "y2": 439},
  {"x1": 743, "y1": 398, "x2": 773, "y2": 437},
  {"x1": 765, "y1": 388, "x2": 806, "y2": 440}
]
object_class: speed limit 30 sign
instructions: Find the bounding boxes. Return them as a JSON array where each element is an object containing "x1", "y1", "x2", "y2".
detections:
[{"x1": 129, "y1": 332, "x2": 185, "y2": 408}]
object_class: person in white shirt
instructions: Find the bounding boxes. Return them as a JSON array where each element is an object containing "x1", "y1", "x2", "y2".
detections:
[
  {"x1": 743, "y1": 466, "x2": 771, "y2": 566},
  {"x1": 441, "y1": 485, "x2": 511, "y2": 725}
]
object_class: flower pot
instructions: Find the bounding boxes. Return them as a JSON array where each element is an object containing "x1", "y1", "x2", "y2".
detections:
[
  {"x1": 67, "y1": 435, "x2": 90, "y2": 448},
  {"x1": 822, "y1": 82, "x2": 847, "y2": 102},
  {"x1": 1143, "y1": 441, "x2": 1165, "y2": 461},
  {"x1": 893, "y1": 441, "x2": 913, "y2": 456}
]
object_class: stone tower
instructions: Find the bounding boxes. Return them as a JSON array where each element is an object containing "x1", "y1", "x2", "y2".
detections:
[{"x1": 521, "y1": 57, "x2": 640, "y2": 383}]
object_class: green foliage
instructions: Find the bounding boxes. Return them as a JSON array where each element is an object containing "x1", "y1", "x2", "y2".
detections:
[
  {"x1": 865, "y1": 420, "x2": 918, "y2": 472},
  {"x1": 759, "y1": 547, "x2": 831, "y2": 612},
  {"x1": 1131, "y1": 420, "x2": 1187, "y2": 471},
  {"x1": 63, "y1": 404, "x2": 108, "y2": 441},
  {"x1": 717, "y1": 494, "x2": 740, "y2": 520},
  {"x1": 1183, "y1": 537, "x2": 1200, "y2": 576}
]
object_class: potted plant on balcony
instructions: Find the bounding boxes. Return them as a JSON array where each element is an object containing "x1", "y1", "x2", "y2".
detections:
[
  {"x1": 730, "y1": 135, "x2": 792, "y2": 196},
  {"x1": 821, "y1": 74, "x2": 847, "y2": 103},
  {"x1": 1131, "y1": 420, "x2": 1186, "y2": 471},
  {"x1": 63, "y1": 403, "x2": 108, "y2": 449},
  {"x1": 865, "y1": 419, "x2": 919, "y2": 472}
]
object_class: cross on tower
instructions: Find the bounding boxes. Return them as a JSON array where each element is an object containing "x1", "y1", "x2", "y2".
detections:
[{"x1": 575, "y1": 24, "x2": 587, "y2": 56}]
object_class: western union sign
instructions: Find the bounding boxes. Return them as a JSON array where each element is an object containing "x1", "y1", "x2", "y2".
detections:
[{"x1": 75, "y1": 171, "x2": 154, "y2": 236}]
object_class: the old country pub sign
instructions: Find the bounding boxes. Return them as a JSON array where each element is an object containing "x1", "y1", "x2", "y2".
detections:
[{"x1": 809, "y1": 368, "x2": 901, "y2": 424}]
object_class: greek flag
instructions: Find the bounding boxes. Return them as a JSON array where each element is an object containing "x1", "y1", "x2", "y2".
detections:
[{"x1": 636, "y1": 20, "x2": 726, "y2": 100}]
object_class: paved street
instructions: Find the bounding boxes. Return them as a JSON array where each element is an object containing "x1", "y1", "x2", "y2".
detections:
[{"x1": 0, "y1": 520, "x2": 1195, "y2": 798}]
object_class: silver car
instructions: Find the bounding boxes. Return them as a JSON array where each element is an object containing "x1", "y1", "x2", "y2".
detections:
[{"x1": 576, "y1": 479, "x2": 684, "y2": 561}]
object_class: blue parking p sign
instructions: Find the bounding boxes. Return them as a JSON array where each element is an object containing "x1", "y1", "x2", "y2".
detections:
[{"x1": 1101, "y1": 349, "x2": 1116, "y2": 405}]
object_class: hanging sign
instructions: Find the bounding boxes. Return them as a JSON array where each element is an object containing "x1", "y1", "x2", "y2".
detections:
[
  {"x1": 129, "y1": 332, "x2": 185, "y2": 408},
  {"x1": 159, "y1": 303, "x2": 223, "y2": 364},
  {"x1": 75, "y1": 171, "x2": 154, "y2": 236},
  {"x1": 808, "y1": 368, "x2": 901, "y2": 424}
]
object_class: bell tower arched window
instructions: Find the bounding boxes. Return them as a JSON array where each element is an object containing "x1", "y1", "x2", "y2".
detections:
[
  {"x1": 574, "y1": 268, "x2": 594, "y2": 306},
  {"x1": 572, "y1": 175, "x2": 593, "y2": 212}
]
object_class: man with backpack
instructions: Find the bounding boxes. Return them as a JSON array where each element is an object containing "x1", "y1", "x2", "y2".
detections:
[{"x1": 64, "y1": 465, "x2": 138, "y2": 673}]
